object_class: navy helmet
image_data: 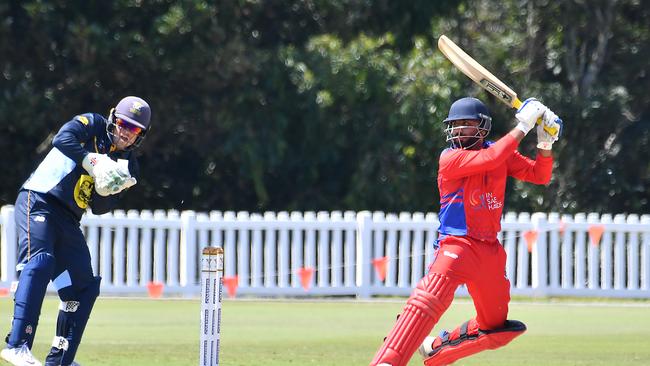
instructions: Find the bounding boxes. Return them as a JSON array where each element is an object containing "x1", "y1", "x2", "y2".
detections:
[
  {"x1": 107, "y1": 96, "x2": 151, "y2": 149},
  {"x1": 443, "y1": 97, "x2": 492, "y2": 149}
]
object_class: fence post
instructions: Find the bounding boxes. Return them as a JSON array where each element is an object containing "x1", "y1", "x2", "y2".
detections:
[
  {"x1": 180, "y1": 210, "x2": 197, "y2": 289},
  {"x1": 641, "y1": 215, "x2": 650, "y2": 291},
  {"x1": 516, "y1": 212, "x2": 531, "y2": 290},
  {"x1": 167, "y1": 210, "x2": 180, "y2": 288},
  {"x1": 356, "y1": 211, "x2": 372, "y2": 299},
  {"x1": 1, "y1": 205, "x2": 17, "y2": 283},
  {"x1": 126, "y1": 210, "x2": 140, "y2": 288},
  {"x1": 600, "y1": 214, "x2": 613, "y2": 290},
  {"x1": 531, "y1": 212, "x2": 548, "y2": 295},
  {"x1": 100, "y1": 212, "x2": 114, "y2": 286},
  {"x1": 574, "y1": 213, "x2": 587, "y2": 290},
  {"x1": 547, "y1": 212, "x2": 561, "y2": 291},
  {"x1": 587, "y1": 213, "x2": 602, "y2": 290},
  {"x1": 613, "y1": 214, "x2": 626, "y2": 289},
  {"x1": 626, "y1": 214, "x2": 640, "y2": 290},
  {"x1": 113, "y1": 210, "x2": 127, "y2": 287}
]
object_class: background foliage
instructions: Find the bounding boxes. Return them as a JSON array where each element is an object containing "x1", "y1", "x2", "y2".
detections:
[{"x1": 1, "y1": 0, "x2": 648, "y2": 214}]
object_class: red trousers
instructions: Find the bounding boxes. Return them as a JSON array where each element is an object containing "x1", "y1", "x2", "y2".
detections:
[
  {"x1": 431, "y1": 235, "x2": 511, "y2": 330},
  {"x1": 370, "y1": 235, "x2": 511, "y2": 366}
]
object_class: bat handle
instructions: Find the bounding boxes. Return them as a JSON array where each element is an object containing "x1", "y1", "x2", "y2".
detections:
[
  {"x1": 513, "y1": 98, "x2": 559, "y2": 136},
  {"x1": 539, "y1": 118, "x2": 559, "y2": 136}
]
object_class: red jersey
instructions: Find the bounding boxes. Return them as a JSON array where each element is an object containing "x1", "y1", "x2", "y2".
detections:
[{"x1": 437, "y1": 134, "x2": 553, "y2": 241}]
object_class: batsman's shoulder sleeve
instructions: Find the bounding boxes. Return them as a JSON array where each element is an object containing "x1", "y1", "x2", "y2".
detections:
[
  {"x1": 52, "y1": 113, "x2": 101, "y2": 164},
  {"x1": 439, "y1": 135, "x2": 519, "y2": 180}
]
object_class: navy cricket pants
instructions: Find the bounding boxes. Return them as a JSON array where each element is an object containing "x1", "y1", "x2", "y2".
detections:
[{"x1": 8, "y1": 190, "x2": 94, "y2": 347}]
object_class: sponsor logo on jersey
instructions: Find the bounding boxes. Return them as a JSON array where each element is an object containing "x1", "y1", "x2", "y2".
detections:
[
  {"x1": 33, "y1": 215, "x2": 45, "y2": 222},
  {"x1": 74, "y1": 174, "x2": 94, "y2": 209},
  {"x1": 470, "y1": 189, "x2": 503, "y2": 210}
]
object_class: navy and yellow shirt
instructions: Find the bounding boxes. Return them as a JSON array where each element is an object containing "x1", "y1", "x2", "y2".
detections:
[{"x1": 22, "y1": 113, "x2": 139, "y2": 221}]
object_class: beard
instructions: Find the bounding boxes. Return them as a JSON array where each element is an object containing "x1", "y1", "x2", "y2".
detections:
[{"x1": 451, "y1": 136, "x2": 482, "y2": 149}]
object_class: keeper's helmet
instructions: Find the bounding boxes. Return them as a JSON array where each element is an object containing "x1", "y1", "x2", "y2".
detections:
[
  {"x1": 107, "y1": 96, "x2": 151, "y2": 150},
  {"x1": 443, "y1": 97, "x2": 492, "y2": 149}
]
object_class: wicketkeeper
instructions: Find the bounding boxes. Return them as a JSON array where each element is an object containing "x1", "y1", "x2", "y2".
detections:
[
  {"x1": 370, "y1": 97, "x2": 562, "y2": 366},
  {"x1": 1, "y1": 96, "x2": 151, "y2": 366}
]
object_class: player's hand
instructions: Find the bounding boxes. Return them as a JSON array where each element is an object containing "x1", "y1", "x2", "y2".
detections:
[
  {"x1": 81, "y1": 153, "x2": 114, "y2": 177},
  {"x1": 515, "y1": 98, "x2": 547, "y2": 135},
  {"x1": 536, "y1": 110, "x2": 563, "y2": 150},
  {"x1": 94, "y1": 159, "x2": 137, "y2": 196},
  {"x1": 101, "y1": 176, "x2": 137, "y2": 196}
]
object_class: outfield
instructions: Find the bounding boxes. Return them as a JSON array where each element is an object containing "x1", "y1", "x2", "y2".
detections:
[{"x1": 1, "y1": 296, "x2": 649, "y2": 365}]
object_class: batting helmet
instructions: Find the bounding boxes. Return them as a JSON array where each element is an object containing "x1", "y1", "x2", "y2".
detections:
[
  {"x1": 107, "y1": 96, "x2": 151, "y2": 149},
  {"x1": 443, "y1": 97, "x2": 492, "y2": 149}
]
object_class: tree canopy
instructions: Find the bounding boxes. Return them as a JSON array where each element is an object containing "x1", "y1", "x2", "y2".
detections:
[{"x1": 1, "y1": 0, "x2": 648, "y2": 214}]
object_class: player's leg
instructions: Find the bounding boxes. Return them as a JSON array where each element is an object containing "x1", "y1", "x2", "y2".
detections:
[
  {"x1": 370, "y1": 238, "x2": 475, "y2": 366},
  {"x1": 4, "y1": 191, "x2": 55, "y2": 362},
  {"x1": 422, "y1": 242, "x2": 525, "y2": 366},
  {"x1": 466, "y1": 242, "x2": 512, "y2": 328},
  {"x1": 370, "y1": 272, "x2": 458, "y2": 366},
  {"x1": 44, "y1": 225, "x2": 101, "y2": 366},
  {"x1": 421, "y1": 319, "x2": 526, "y2": 366}
]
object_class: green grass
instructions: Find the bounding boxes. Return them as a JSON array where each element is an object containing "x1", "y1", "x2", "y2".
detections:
[{"x1": 1, "y1": 296, "x2": 649, "y2": 365}]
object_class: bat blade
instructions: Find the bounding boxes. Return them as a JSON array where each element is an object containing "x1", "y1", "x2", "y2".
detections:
[
  {"x1": 437, "y1": 35, "x2": 519, "y2": 108},
  {"x1": 437, "y1": 35, "x2": 559, "y2": 136}
]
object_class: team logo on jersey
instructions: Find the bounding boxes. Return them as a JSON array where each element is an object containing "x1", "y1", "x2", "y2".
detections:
[
  {"x1": 25, "y1": 325, "x2": 33, "y2": 335},
  {"x1": 129, "y1": 101, "x2": 144, "y2": 115},
  {"x1": 74, "y1": 174, "x2": 95, "y2": 209}
]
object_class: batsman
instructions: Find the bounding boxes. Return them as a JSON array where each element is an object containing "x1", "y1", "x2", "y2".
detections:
[
  {"x1": 370, "y1": 96, "x2": 562, "y2": 366},
  {"x1": 1, "y1": 96, "x2": 151, "y2": 366}
]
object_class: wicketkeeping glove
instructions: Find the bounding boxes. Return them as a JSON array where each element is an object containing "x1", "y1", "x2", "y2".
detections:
[
  {"x1": 82, "y1": 153, "x2": 114, "y2": 177},
  {"x1": 515, "y1": 98, "x2": 547, "y2": 135},
  {"x1": 94, "y1": 159, "x2": 137, "y2": 196},
  {"x1": 536, "y1": 110, "x2": 563, "y2": 150}
]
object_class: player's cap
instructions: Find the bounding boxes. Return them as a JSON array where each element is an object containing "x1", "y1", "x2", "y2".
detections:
[{"x1": 114, "y1": 96, "x2": 151, "y2": 129}]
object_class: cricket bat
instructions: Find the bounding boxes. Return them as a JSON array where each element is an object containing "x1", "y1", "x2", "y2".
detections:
[{"x1": 437, "y1": 35, "x2": 558, "y2": 136}]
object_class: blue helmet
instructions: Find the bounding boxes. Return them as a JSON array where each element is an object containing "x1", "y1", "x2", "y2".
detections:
[{"x1": 443, "y1": 97, "x2": 492, "y2": 149}]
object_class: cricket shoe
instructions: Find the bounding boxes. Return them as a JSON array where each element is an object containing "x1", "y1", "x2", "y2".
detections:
[
  {"x1": 0, "y1": 344, "x2": 42, "y2": 366},
  {"x1": 418, "y1": 333, "x2": 446, "y2": 358}
]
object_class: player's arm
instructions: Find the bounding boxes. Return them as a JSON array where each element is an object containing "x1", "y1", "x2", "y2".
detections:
[
  {"x1": 506, "y1": 151, "x2": 553, "y2": 184},
  {"x1": 90, "y1": 156, "x2": 139, "y2": 214},
  {"x1": 439, "y1": 98, "x2": 547, "y2": 179},
  {"x1": 52, "y1": 114, "x2": 96, "y2": 164},
  {"x1": 508, "y1": 109, "x2": 562, "y2": 183},
  {"x1": 439, "y1": 133, "x2": 520, "y2": 179}
]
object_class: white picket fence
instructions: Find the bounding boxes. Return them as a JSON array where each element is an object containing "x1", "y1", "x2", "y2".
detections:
[{"x1": 1, "y1": 205, "x2": 649, "y2": 299}]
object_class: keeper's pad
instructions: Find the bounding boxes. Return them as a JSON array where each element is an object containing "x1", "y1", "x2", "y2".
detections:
[
  {"x1": 423, "y1": 319, "x2": 526, "y2": 366},
  {"x1": 44, "y1": 276, "x2": 101, "y2": 366},
  {"x1": 6, "y1": 252, "x2": 55, "y2": 348},
  {"x1": 370, "y1": 273, "x2": 457, "y2": 366}
]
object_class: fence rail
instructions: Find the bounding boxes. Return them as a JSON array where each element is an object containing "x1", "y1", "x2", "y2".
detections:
[{"x1": 1, "y1": 206, "x2": 649, "y2": 298}]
